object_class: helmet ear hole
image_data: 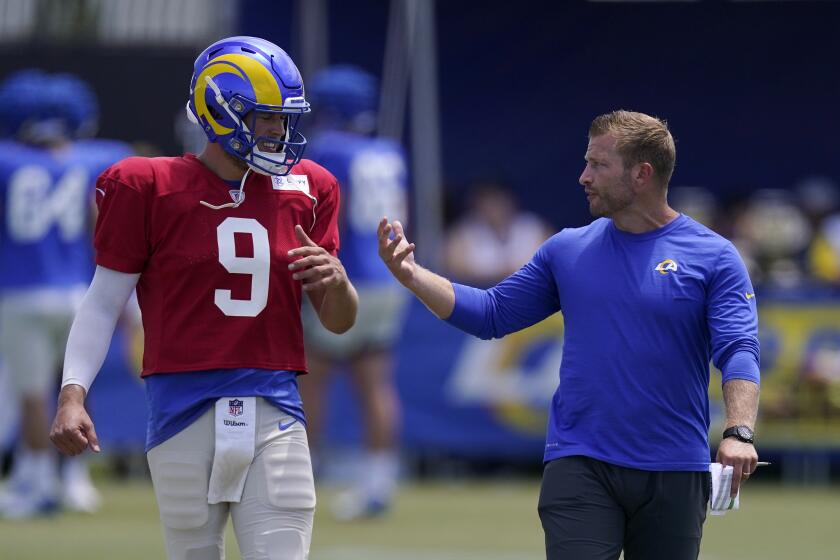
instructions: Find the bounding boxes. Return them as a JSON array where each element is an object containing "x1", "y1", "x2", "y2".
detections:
[{"x1": 208, "y1": 105, "x2": 224, "y2": 122}]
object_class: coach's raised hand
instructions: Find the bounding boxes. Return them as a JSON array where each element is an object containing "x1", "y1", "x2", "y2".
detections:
[
  {"x1": 377, "y1": 217, "x2": 454, "y2": 320},
  {"x1": 377, "y1": 218, "x2": 417, "y2": 285}
]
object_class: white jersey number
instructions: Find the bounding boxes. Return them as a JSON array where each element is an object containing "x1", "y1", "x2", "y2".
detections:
[
  {"x1": 6, "y1": 165, "x2": 89, "y2": 243},
  {"x1": 215, "y1": 217, "x2": 270, "y2": 317},
  {"x1": 348, "y1": 151, "x2": 407, "y2": 232}
]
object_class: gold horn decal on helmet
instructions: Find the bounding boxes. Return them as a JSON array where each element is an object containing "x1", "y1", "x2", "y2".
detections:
[
  {"x1": 213, "y1": 53, "x2": 284, "y2": 106},
  {"x1": 194, "y1": 62, "x2": 244, "y2": 136},
  {"x1": 194, "y1": 53, "x2": 284, "y2": 136}
]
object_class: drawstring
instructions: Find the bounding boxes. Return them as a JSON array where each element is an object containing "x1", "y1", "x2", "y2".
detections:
[
  {"x1": 307, "y1": 194, "x2": 318, "y2": 233},
  {"x1": 200, "y1": 168, "x2": 251, "y2": 210},
  {"x1": 198, "y1": 166, "x2": 319, "y2": 236}
]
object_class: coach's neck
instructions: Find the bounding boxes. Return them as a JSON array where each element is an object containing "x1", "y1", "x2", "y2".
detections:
[
  {"x1": 612, "y1": 205, "x2": 680, "y2": 234},
  {"x1": 612, "y1": 184, "x2": 680, "y2": 234}
]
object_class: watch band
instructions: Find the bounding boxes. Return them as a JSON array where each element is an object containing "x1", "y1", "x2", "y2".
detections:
[{"x1": 722, "y1": 425, "x2": 754, "y2": 444}]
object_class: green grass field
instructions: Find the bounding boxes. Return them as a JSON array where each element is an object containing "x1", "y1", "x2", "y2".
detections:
[{"x1": 0, "y1": 479, "x2": 837, "y2": 559}]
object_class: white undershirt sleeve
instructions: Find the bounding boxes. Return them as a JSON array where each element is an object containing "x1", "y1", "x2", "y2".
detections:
[{"x1": 62, "y1": 265, "x2": 141, "y2": 393}]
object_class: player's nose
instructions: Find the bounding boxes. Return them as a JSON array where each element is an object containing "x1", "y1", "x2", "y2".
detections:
[{"x1": 268, "y1": 115, "x2": 286, "y2": 136}]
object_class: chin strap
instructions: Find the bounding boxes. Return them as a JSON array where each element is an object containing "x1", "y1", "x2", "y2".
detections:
[{"x1": 200, "y1": 168, "x2": 251, "y2": 210}]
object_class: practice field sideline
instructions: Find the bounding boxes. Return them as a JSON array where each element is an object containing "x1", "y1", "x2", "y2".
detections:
[{"x1": 0, "y1": 479, "x2": 836, "y2": 559}]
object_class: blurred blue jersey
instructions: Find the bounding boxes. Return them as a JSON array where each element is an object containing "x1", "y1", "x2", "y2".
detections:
[
  {"x1": 0, "y1": 138, "x2": 132, "y2": 290},
  {"x1": 307, "y1": 131, "x2": 409, "y2": 285}
]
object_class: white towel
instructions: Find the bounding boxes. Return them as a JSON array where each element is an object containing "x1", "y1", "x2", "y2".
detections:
[
  {"x1": 208, "y1": 396, "x2": 256, "y2": 504},
  {"x1": 709, "y1": 462, "x2": 740, "y2": 516}
]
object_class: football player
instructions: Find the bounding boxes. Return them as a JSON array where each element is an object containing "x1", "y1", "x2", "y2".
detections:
[
  {"x1": 299, "y1": 65, "x2": 410, "y2": 520},
  {"x1": 0, "y1": 69, "x2": 132, "y2": 518},
  {"x1": 50, "y1": 37, "x2": 358, "y2": 560}
]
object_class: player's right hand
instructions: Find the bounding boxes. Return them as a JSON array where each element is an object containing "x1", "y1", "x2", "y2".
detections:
[
  {"x1": 378, "y1": 217, "x2": 416, "y2": 285},
  {"x1": 50, "y1": 385, "x2": 101, "y2": 456}
]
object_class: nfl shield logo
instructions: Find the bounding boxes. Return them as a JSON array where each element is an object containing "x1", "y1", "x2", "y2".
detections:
[
  {"x1": 229, "y1": 399, "x2": 244, "y2": 417},
  {"x1": 229, "y1": 189, "x2": 245, "y2": 205}
]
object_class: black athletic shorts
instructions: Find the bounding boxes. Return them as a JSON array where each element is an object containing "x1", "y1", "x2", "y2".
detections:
[{"x1": 538, "y1": 456, "x2": 710, "y2": 560}]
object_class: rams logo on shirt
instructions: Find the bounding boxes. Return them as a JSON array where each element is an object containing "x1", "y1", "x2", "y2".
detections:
[{"x1": 654, "y1": 259, "x2": 678, "y2": 274}]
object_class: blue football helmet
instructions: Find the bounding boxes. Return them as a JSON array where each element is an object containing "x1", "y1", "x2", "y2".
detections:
[
  {"x1": 0, "y1": 69, "x2": 98, "y2": 143},
  {"x1": 50, "y1": 73, "x2": 99, "y2": 139},
  {"x1": 0, "y1": 69, "x2": 44, "y2": 139},
  {"x1": 187, "y1": 36, "x2": 310, "y2": 176},
  {"x1": 308, "y1": 65, "x2": 378, "y2": 133}
]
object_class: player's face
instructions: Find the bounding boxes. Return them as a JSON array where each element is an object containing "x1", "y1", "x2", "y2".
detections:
[
  {"x1": 579, "y1": 134, "x2": 635, "y2": 218},
  {"x1": 251, "y1": 111, "x2": 288, "y2": 154}
]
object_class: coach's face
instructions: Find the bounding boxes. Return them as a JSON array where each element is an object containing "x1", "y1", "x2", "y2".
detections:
[{"x1": 579, "y1": 134, "x2": 634, "y2": 218}]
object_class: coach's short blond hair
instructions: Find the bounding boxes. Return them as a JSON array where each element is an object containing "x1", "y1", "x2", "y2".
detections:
[{"x1": 589, "y1": 110, "x2": 676, "y2": 187}]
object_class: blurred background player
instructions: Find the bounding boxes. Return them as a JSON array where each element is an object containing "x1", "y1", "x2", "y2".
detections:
[
  {"x1": 0, "y1": 69, "x2": 132, "y2": 518},
  {"x1": 299, "y1": 65, "x2": 410, "y2": 520},
  {"x1": 443, "y1": 179, "x2": 553, "y2": 287}
]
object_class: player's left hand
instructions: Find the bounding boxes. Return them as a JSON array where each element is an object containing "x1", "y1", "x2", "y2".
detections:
[
  {"x1": 716, "y1": 437, "x2": 758, "y2": 498},
  {"x1": 288, "y1": 225, "x2": 349, "y2": 292}
]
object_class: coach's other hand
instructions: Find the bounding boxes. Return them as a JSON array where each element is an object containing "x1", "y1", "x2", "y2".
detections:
[
  {"x1": 378, "y1": 218, "x2": 416, "y2": 286},
  {"x1": 716, "y1": 436, "x2": 758, "y2": 498},
  {"x1": 50, "y1": 384, "x2": 100, "y2": 456}
]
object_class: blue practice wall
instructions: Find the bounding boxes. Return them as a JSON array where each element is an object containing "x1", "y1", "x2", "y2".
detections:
[{"x1": 241, "y1": 0, "x2": 840, "y2": 227}]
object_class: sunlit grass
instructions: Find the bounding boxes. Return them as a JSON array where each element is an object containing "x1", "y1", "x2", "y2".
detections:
[{"x1": 1, "y1": 479, "x2": 837, "y2": 559}]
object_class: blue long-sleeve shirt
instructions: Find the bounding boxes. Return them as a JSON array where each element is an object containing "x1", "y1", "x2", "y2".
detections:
[{"x1": 447, "y1": 214, "x2": 759, "y2": 471}]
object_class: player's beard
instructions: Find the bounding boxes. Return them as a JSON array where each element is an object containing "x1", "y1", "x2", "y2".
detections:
[{"x1": 588, "y1": 171, "x2": 635, "y2": 218}]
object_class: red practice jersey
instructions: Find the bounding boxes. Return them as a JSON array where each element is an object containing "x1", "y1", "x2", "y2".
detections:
[{"x1": 94, "y1": 154, "x2": 340, "y2": 376}]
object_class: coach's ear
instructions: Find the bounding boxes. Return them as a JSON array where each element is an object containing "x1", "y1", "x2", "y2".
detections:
[{"x1": 631, "y1": 162, "x2": 656, "y2": 190}]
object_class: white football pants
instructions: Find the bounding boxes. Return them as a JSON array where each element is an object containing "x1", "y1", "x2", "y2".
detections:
[{"x1": 147, "y1": 398, "x2": 316, "y2": 560}]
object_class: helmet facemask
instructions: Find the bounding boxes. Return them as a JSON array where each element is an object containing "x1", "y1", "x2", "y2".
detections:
[
  {"x1": 236, "y1": 107, "x2": 306, "y2": 177},
  {"x1": 197, "y1": 75, "x2": 307, "y2": 176}
]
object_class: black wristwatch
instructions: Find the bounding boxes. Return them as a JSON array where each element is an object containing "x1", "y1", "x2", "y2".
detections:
[{"x1": 722, "y1": 425, "x2": 755, "y2": 444}]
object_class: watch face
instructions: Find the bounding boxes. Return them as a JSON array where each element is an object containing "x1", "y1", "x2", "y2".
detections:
[{"x1": 736, "y1": 426, "x2": 754, "y2": 441}]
